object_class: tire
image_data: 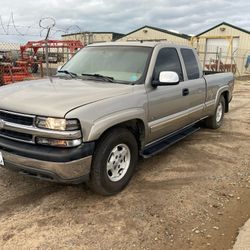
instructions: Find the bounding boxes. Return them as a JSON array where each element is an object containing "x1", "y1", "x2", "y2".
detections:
[
  {"x1": 88, "y1": 128, "x2": 138, "y2": 196},
  {"x1": 205, "y1": 95, "x2": 225, "y2": 129}
]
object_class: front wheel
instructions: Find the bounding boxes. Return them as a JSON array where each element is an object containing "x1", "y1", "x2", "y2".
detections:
[
  {"x1": 88, "y1": 128, "x2": 138, "y2": 195},
  {"x1": 205, "y1": 95, "x2": 225, "y2": 129}
]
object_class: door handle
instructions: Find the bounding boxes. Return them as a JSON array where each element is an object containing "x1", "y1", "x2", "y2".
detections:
[{"x1": 182, "y1": 88, "x2": 189, "y2": 96}]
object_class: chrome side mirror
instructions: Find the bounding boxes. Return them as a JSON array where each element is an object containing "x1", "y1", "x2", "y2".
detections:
[
  {"x1": 152, "y1": 71, "x2": 180, "y2": 86},
  {"x1": 159, "y1": 71, "x2": 179, "y2": 84}
]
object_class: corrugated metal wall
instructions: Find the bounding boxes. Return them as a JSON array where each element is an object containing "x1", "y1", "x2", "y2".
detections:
[
  {"x1": 194, "y1": 24, "x2": 250, "y2": 75},
  {"x1": 117, "y1": 27, "x2": 190, "y2": 45}
]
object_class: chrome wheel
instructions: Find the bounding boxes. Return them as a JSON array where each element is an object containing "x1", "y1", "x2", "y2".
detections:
[
  {"x1": 106, "y1": 143, "x2": 131, "y2": 182},
  {"x1": 216, "y1": 102, "x2": 223, "y2": 123}
]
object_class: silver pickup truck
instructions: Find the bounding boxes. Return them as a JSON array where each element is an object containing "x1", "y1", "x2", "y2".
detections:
[{"x1": 0, "y1": 42, "x2": 234, "y2": 195}]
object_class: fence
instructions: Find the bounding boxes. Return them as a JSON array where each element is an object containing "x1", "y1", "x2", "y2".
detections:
[
  {"x1": 197, "y1": 46, "x2": 250, "y2": 75},
  {"x1": 1, "y1": 37, "x2": 250, "y2": 85},
  {"x1": 192, "y1": 41, "x2": 250, "y2": 75},
  {"x1": 0, "y1": 41, "x2": 83, "y2": 85}
]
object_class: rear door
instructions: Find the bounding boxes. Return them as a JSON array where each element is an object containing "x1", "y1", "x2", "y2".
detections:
[{"x1": 180, "y1": 48, "x2": 206, "y2": 122}]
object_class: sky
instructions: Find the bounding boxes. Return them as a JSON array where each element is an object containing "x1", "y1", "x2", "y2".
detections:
[{"x1": 0, "y1": 0, "x2": 250, "y2": 44}]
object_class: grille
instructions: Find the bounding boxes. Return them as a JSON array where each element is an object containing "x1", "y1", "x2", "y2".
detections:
[
  {"x1": 0, "y1": 129, "x2": 33, "y2": 142},
  {"x1": 0, "y1": 111, "x2": 34, "y2": 126},
  {"x1": 0, "y1": 110, "x2": 35, "y2": 143}
]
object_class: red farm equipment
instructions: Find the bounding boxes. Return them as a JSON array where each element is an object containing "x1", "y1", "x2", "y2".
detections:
[{"x1": 0, "y1": 39, "x2": 83, "y2": 86}]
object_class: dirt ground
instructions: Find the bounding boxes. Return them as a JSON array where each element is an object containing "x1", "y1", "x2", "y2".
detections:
[{"x1": 0, "y1": 80, "x2": 250, "y2": 250}]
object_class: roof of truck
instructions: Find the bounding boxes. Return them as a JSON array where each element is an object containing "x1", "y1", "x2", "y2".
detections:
[{"x1": 88, "y1": 41, "x2": 190, "y2": 48}]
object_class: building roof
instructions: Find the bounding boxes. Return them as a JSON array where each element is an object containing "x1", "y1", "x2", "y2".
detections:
[
  {"x1": 121, "y1": 25, "x2": 191, "y2": 40},
  {"x1": 62, "y1": 31, "x2": 124, "y2": 37},
  {"x1": 196, "y1": 22, "x2": 250, "y2": 36}
]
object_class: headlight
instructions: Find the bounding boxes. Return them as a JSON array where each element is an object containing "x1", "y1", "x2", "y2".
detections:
[
  {"x1": 36, "y1": 137, "x2": 82, "y2": 147},
  {"x1": 36, "y1": 117, "x2": 80, "y2": 131}
]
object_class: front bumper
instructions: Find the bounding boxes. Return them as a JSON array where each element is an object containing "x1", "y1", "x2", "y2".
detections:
[{"x1": 0, "y1": 137, "x2": 95, "y2": 184}]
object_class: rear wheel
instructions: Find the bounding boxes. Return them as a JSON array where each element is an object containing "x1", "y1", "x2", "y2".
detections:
[
  {"x1": 88, "y1": 128, "x2": 138, "y2": 195},
  {"x1": 205, "y1": 95, "x2": 225, "y2": 129}
]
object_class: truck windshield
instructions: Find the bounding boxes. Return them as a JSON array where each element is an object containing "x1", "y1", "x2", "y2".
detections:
[{"x1": 59, "y1": 46, "x2": 152, "y2": 84}]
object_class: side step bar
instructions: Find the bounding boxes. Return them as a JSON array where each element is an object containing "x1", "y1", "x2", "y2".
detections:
[{"x1": 141, "y1": 125, "x2": 200, "y2": 158}]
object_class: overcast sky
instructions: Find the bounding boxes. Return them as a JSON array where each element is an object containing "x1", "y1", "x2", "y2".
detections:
[{"x1": 0, "y1": 0, "x2": 250, "y2": 43}]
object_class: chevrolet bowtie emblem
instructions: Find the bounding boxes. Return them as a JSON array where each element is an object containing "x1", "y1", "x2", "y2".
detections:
[{"x1": 0, "y1": 119, "x2": 4, "y2": 129}]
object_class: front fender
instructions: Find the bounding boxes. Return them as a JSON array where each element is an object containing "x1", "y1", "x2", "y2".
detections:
[{"x1": 87, "y1": 108, "x2": 147, "y2": 141}]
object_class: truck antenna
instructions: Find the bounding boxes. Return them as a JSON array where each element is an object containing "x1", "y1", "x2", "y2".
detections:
[{"x1": 39, "y1": 17, "x2": 56, "y2": 83}]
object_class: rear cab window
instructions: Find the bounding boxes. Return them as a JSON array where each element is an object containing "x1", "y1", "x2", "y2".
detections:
[{"x1": 180, "y1": 49, "x2": 200, "y2": 80}]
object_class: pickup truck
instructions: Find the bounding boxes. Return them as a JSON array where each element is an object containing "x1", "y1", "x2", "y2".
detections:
[{"x1": 0, "y1": 42, "x2": 234, "y2": 195}]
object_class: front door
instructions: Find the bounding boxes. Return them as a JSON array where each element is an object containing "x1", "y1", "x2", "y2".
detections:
[{"x1": 147, "y1": 47, "x2": 206, "y2": 142}]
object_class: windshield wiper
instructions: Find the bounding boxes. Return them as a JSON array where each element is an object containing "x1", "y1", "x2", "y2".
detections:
[
  {"x1": 58, "y1": 70, "x2": 78, "y2": 78},
  {"x1": 81, "y1": 73, "x2": 114, "y2": 82}
]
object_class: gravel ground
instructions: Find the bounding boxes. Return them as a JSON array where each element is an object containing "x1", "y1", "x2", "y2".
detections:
[{"x1": 0, "y1": 80, "x2": 249, "y2": 250}]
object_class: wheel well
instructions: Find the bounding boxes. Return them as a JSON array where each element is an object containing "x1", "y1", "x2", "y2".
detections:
[
  {"x1": 221, "y1": 91, "x2": 229, "y2": 113},
  {"x1": 98, "y1": 119, "x2": 145, "y2": 150}
]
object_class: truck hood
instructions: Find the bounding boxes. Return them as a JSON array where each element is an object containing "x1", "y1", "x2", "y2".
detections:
[{"x1": 0, "y1": 78, "x2": 134, "y2": 117}]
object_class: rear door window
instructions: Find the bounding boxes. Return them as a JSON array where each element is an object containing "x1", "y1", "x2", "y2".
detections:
[{"x1": 181, "y1": 49, "x2": 200, "y2": 80}]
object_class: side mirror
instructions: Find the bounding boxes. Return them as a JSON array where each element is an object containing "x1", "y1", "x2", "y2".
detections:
[{"x1": 152, "y1": 71, "x2": 180, "y2": 87}]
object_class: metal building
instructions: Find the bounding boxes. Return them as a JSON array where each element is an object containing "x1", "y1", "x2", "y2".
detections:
[
  {"x1": 193, "y1": 22, "x2": 250, "y2": 75},
  {"x1": 117, "y1": 25, "x2": 190, "y2": 45},
  {"x1": 62, "y1": 32, "x2": 124, "y2": 45}
]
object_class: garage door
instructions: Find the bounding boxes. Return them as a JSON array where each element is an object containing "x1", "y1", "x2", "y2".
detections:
[{"x1": 205, "y1": 38, "x2": 239, "y2": 64}]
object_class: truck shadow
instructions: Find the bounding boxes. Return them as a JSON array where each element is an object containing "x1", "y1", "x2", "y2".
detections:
[
  {"x1": 133, "y1": 176, "x2": 204, "y2": 192},
  {"x1": 0, "y1": 184, "x2": 62, "y2": 217},
  {"x1": 0, "y1": 128, "x2": 232, "y2": 216}
]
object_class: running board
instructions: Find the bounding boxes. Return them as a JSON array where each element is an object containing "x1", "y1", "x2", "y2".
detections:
[{"x1": 141, "y1": 125, "x2": 200, "y2": 158}]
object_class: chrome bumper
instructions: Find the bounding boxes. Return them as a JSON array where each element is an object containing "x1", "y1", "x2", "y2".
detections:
[{"x1": 0, "y1": 149, "x2": 92, "y2": 183}]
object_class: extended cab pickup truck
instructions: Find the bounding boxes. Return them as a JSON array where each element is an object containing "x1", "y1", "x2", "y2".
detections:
[{"x1": 0, "y1": 42, "x2": 234, "y2": 195}]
